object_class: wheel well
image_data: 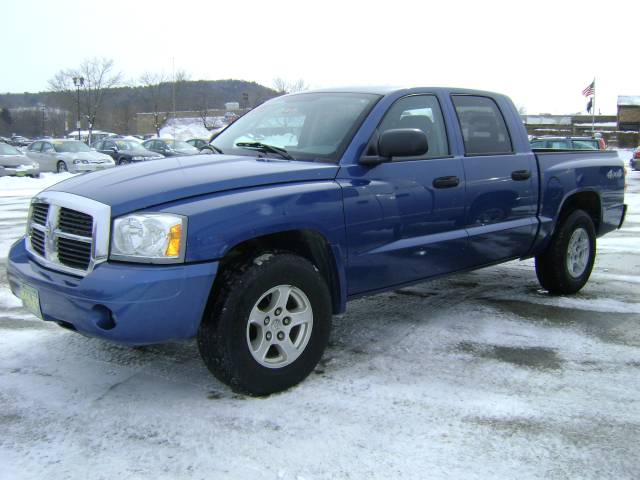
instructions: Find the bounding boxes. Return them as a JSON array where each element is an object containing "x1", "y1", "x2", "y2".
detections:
[
  {"x1": 217, "y1": 230, "x2": 342, "y2": 314},
  {"x1": 558, "y1": 191, "x2": 601, "y2": 233}
]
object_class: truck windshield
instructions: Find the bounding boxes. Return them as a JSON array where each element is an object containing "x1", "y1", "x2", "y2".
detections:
[{"x1": 210, "y1": 92, "x2": 380, "y2": 162}]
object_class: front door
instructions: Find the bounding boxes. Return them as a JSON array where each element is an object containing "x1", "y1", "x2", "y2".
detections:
[{"x1": 338, "y1": 94, "x2": 469, "y2": 296}]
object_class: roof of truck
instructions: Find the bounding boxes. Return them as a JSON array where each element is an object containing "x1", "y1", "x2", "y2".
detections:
[{"x1": 296, "y1": 86, "x2": 504, "y2": 97}]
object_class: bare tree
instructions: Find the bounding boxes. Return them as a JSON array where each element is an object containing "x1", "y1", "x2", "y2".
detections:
[
  {"x1": 48, "y1": 58, "x2": 122, "y2": 142},
  {"x1": 272, "y1": 77, "x2": 289, "y2": 94},
  {"x1": 272, "y1": 78, "x2": 310, "y2": 95},
  {"x1": 197, "y1": 93, "x2": 217, "y2": 130},
  {"x1": 139, "y1": 72, "x2": 170, "y2": 136}
]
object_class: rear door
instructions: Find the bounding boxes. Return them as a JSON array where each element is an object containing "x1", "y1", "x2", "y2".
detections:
[
  {"x1": 451, "y1": 95, "x2": 538, "y2": 265},
  {"x1": 339, "y1": 94, "x2": 469, "y2": 295}
]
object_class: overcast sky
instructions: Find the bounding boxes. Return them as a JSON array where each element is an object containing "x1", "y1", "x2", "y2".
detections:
[{"x1": 4, "y1": 0, "x2": 639, "y2": 114}]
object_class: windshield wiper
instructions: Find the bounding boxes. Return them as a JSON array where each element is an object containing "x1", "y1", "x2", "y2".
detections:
[
  {"x1": 207, "y1": 144, "x2": 224, "y2": 154},
  {"x1": 235, "y1": 142, "x2": 293, "y2": 160}
]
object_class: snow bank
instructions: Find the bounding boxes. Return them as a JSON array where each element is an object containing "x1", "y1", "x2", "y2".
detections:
[{"x1": 0, "y1": 172, "x2": 74, "y2": 198}]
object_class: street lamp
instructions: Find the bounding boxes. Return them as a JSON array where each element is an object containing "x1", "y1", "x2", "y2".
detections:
[
  {"x1": 72, "y1": 76, "x2": 84, "y2": 141},
  {"x1": 39, "y1": 103, "x2": 46, "y2": 138}
]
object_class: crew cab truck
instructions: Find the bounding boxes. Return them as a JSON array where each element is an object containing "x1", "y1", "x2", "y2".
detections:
[{"x1": 7, "y1": 87, "x2": 627, "y2": 395}]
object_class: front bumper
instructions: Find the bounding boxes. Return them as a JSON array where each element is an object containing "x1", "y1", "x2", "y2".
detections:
[
  {"x1": 7, "y1": 237, "x2": 218, "y2": 345},
  {"x1": 71, "y1": 163, "x2": 115, "y2": 173},
  {"x1": 4, "y1": 165, "x2": 40, "y2": 177}
]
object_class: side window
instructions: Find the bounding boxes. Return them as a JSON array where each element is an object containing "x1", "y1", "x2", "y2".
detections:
[
  {"x1": 42, "y1": 142, "x2": 54, "y2": 153},
  {"x1": 94, "y1": 141, "x2": 103, "y2": 150},
  {"x1": 530, "y1": 140, "x2": 545, "y2": 149},
  {"x1": 452, "y1": 95, "x2": 513, "y2": 155},
  {"x1": 29, "y1": 141, "x2": 42, "y2": 152},
  {"x1": 377, "y1": 95, "x2": 449, "y2": 159}
]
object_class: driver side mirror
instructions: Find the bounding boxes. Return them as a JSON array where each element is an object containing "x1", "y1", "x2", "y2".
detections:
[{"x1": 360, "y1": 128, "x2": 428, "y2": 166}]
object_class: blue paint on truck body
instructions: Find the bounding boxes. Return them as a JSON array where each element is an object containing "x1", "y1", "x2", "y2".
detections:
[{"x1": 7, "y1": 87, "x2": 626, "y2": 344}]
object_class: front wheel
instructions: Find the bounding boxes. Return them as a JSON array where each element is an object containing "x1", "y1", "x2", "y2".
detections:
[
  {"x1": 535, "y1": 209, "x2": 596, "y2": 295},
  {"x1": 198, "y1": 253, "x2": 332, "y2": 396},
  {"x1": 56, "y1": 161, "x2": 68, "y2": 173}
]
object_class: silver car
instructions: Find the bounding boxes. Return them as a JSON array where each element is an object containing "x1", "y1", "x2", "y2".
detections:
[
  {"x1": 26, "y1": 139, "x2": 115, "y2": 173},
  {"x1": 0, "y1": 142, "x2": 40, "y2": 177}
]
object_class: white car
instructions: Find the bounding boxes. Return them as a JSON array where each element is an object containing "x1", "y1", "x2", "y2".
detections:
[
  {"x1": 26, "y1": 139, "x2": 115, "y2": 173},
  {"x1": 0, "y1": 142, "x2": 40, "y2": 177}
]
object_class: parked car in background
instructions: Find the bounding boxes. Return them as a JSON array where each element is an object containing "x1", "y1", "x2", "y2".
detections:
[
  {"x1": 530, "y1": 136, "x2": 605, "y2": 150},
  {"x1": 26, "y1": 139, "x2": 115, "y2": 173},
  {"x1": 631, "y1": 147, "x2": 640, "y2": 171},
  {"x1": 10, "y1": 135, "x2": 31, "y2": 147},
  {"x1": 142, "y1": 138, "x2": 200, "y2": 157},
  {"x1": 0, "y1": 142, "x2": 40, "y2": 177},
  {"x1": 94, "y1": 138, "x2": 164, "y2": 165}
]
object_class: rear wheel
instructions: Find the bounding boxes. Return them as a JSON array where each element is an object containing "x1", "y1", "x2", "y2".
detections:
[
  {"x1": 198, "y1": 253, "x2": 332, "y2": 396},
  {"x1": 535, "y1": 209, "x2": 596, "y2": 295},
  {"x1": 56, "y1": 161, "x2": 68, "y2": 173}
]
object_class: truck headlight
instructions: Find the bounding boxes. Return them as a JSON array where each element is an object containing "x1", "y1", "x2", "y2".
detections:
[{"x1": 110, "y1": 213, "x2": 187, "y2": 263}]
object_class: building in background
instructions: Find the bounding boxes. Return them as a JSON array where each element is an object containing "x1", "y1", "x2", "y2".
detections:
[{"x1": 617, "y1": 96, "x2": 640, "y2": 132}]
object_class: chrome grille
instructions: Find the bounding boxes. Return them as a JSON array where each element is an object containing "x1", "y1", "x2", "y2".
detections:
[
  {"x1": 30, "y1": 228, "x2": 45, "y2": 256},
  {"x1": 25, "y1": 192, "x2": 111, "y2": 277},
  {"x1": 57, "y1": 237, "x2": 92, "y2": 270},
  {"x1": 59, "y1": 207, "x2": 93, "y2": 237},
  {"x1": 31, "y1": 202, "x2": 49, "y2": 226}
]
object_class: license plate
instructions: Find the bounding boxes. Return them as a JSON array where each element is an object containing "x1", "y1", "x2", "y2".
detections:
[{"x1": 20, "y1": 284, "x2": 42, "y2": 319}]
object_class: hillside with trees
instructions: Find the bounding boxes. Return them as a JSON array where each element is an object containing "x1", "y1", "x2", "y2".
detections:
[{"x1": 0, "y1": 75, "x2": 278, "y2": 137}]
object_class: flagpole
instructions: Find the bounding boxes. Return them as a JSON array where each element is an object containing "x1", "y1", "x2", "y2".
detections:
[{"x1": 591, "y1": 77, "x2": 596, "y2": 134}]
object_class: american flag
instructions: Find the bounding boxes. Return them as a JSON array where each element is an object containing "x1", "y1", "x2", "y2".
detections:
[{"x1": 582, "y1": 80, "x2": 595, "y2": 97}]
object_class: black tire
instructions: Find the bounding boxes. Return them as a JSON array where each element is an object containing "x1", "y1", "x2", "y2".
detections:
[
  {"x1": 535, "y1": 209, "x2": 596, "y2": 295},
  {"x1": 198, "y1": 253, "x2": 332, "y2": 396},
  {"x1": 56, "y1": 161, "x2": 68, "y2": 173},
  {"x1": 118, "y1": 158, "x2": 130, "y2": 166}
]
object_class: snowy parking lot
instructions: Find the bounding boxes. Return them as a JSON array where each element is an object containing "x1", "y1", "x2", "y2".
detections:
[{"x1": 1, "y1": 157, "x2": 639, "y2": 479}]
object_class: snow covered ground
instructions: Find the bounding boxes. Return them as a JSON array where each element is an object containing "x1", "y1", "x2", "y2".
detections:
[{"x1": 0, "y1": 155, "x2": 639, "y2": 479}]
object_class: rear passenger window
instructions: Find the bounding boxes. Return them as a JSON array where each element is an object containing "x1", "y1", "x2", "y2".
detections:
[
  {"x1": 452, "y1": 95, "x2": 512, "y2": 155},
  {"x1": 377, "y1": 95, "x2": 449, "y2": 159}
]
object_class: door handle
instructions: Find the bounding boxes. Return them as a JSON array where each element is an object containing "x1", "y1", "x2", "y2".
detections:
[
  {"x1": 433, "y1": 176, "x2": 460, "y2": 188},
  {"x1": 511, "y1": 169, "x2": 531, "y2": 181}
]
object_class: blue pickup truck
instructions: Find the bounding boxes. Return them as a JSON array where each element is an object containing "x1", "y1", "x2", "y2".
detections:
[{"x1": 7, "y1": 87, "x2": 627, "y2": 395}]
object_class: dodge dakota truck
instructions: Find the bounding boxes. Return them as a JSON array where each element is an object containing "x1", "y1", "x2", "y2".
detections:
[{"x1": 7, "y1": 87, "x2": 627, "y2": 395}]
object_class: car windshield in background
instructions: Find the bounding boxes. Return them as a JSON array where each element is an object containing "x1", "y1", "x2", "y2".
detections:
[
  {"x1": 571, "y1": 140, "x2": 599, "y2": 150},
  {"x1": 210, "y1": 92, "x2": 380, "y2": 162},
  {"x1": 0, "y1": 143, "x2": 22, "y2": 155},
  {"x1": 530, "y1": 138, "x2": 600, "y2": 150},
  {"x1": 53, "y1": 141, "x2": 92, "y2": 153},
  {"x1": 116, "y1": 140, "x2": 143, "y2": 150},
  {"x1": 167, "y1": 140, "x2": 198, "y2": 151}
]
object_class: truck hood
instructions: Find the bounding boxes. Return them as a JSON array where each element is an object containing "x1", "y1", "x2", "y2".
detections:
[{"x1": 47, "y1": 154, "x2": 339, "y2": 216}]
